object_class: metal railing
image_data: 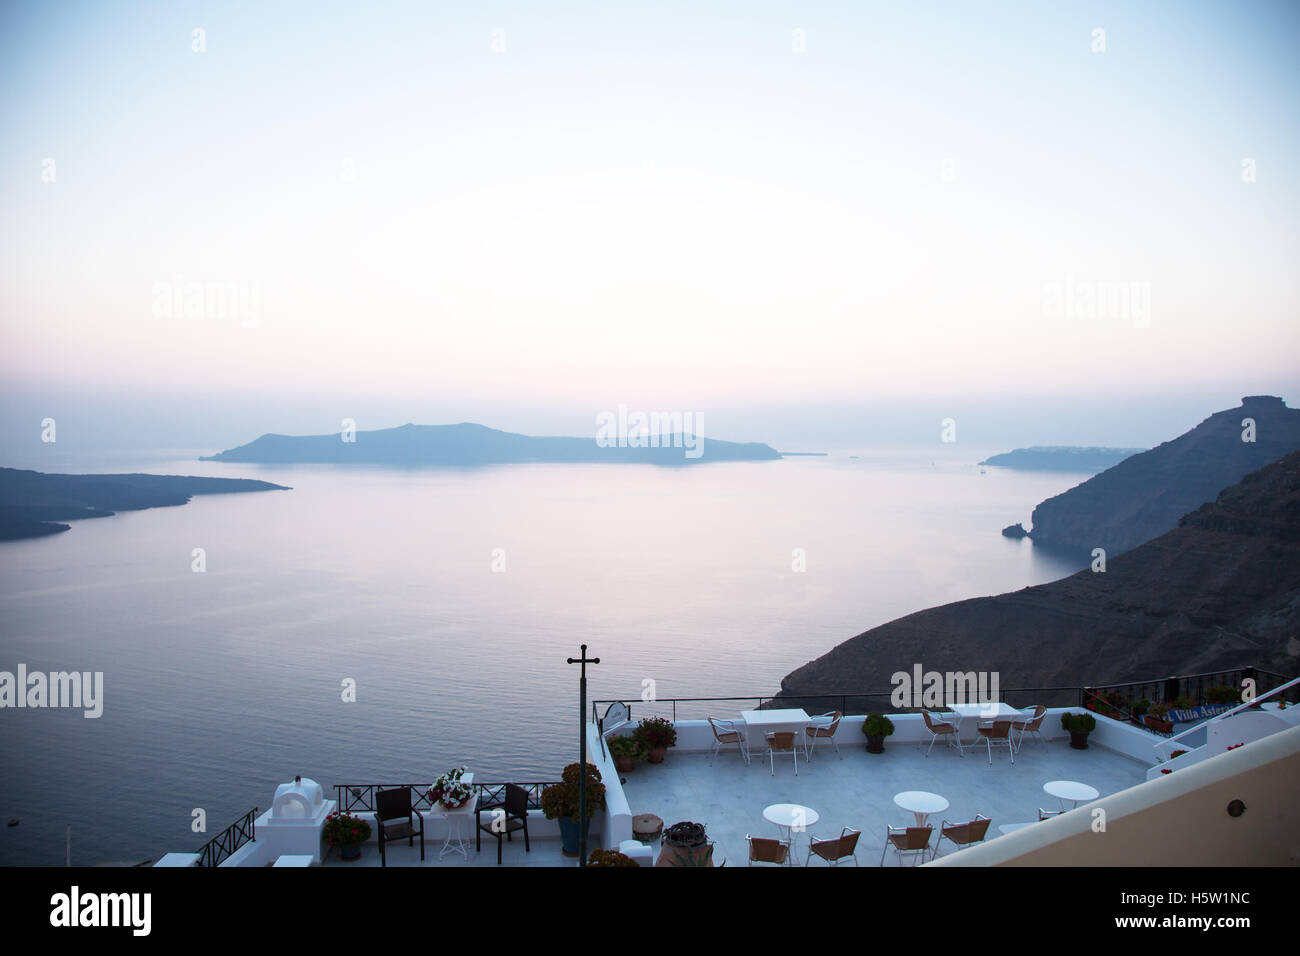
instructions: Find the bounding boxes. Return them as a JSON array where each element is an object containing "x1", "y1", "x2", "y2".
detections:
[
  {"x1": 594, "y1": 665, "x2": 1297, "y2": 729},
  {"x1": 334, "y1": 782, "x2": 554, "y2": 815},
  {"x1": 1155, "y1": 674, "x2": 1300, "y2": 759},
  {"x1": 195, "y1": 807, "x2": 258, "y2": 868}
]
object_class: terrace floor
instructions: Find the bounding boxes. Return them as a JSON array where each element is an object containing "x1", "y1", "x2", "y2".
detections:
[
  {"x1": 619, "y1": 736, "x2": 1151, "y2": 866},
  {"x1": 319, "y1": 831, "x2": 572, "y2": 867}
]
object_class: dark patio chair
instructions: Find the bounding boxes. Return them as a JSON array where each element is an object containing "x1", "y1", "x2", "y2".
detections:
[
  {"x1": 375, "y1": 786, "x2": 424, "y2": 867},
  {"x1": 476, "y1": 783, "x2": 531, "y2": 864}
]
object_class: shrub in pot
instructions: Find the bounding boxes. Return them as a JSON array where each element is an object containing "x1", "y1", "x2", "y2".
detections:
[
  {"x1": 588, "y1": 848, "x2": 638, "y2": 867},
  {"x1": 1061, "y1": 711, "x2": 1096, "y2": 748},
  {"x1": 541, "y1": 762, "x2": 607, "y2": 858},
  {"x1": 861, "y1": 713, "x2": 895, "y2": 753},
  {"x1": 1143, "y1": 702, "x2": 1174, "y2": 734},
  {"x1": 606, "y1": 734, "x2": 646, "y2": 772},
  {"x1": 322, "y1": 810, "x2": 372, "y2": 861},
  {"x1": 634, "y1": 716, "x2": 678, "y2": 763}
]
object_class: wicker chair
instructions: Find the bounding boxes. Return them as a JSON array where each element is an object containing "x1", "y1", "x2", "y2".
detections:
[
  {"x1": 746, "y1": 834, "x2": 791, "y2": 866},
  {"x1": 922, "y1": 709, "x2": 964, "y2": 757},
  {"x1": 975, "y1": 719, "x2": 1016, "y2": 764},
  {"x1": 707, "y1": 717, "x2": 750, "y2": 765},
  {"x1": 807, "y1": 826, "x2": 860, "y2": 866},
  {"x1": 1012, "y1": 704, "x2": 1048, "y2": 752},
  {"x1": 880, "y1": 824, "x2": 933, "y2": 866},
  {"x1": 765, "y1": 731, "x2": 799, "y2": 776},
  {"x1": 803, "y1": 711, "x2": 844, "y2": 760},
  {"x1": 932, "y1": 814, "x2": 992, "y2": 859},
  {"x1": 374, "y1": 786, "x2": 424, "y2": 867}
]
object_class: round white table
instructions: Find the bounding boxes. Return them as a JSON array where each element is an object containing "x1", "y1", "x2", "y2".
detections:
[
  {"x1": 893, "y1": 790, "x2": 949, "y2": 826},
  {"x1": 763, "y1": 803, "x2": 819, "y2": 862},
  {"x1": 1043, "y1": 780, "x2": 1099, "y2": 810}
]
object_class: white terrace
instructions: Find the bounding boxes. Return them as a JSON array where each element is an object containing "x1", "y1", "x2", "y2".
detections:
[{"x1": 155, "y1": 690, "x2": 1300, "y2": 866}]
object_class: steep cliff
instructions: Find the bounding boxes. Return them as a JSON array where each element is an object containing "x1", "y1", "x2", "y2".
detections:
[
  {"x1": 1027, "y1": 396, "x2": 1300, "y2": 557},
  {"x1": 778, "y1": 449, "x2": 1300, "y2": 697}
]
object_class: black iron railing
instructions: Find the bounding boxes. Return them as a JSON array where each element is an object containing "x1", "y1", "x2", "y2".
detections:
[
  {"x1": 594, "y1": 665, "x2": 1297, "y2": 727},
  {"x1": 195, "y1": 807, "x2": 258, "y2": 867},
  {"x1": 333, "y1": 782, "x2": 554, "y2": 815}
]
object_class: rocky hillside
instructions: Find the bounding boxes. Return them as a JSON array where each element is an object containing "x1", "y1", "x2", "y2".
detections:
[
  {"x1": 777, "y1": 449, "x2": 1300, "y2": 698},
  {"x1": 1027, "y1": 396, "x2": 1300, "y2": 557}
]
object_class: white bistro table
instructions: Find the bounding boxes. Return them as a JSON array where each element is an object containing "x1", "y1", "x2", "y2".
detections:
[
  {"x1": 1043, "y1": 779, "x2": 1099, "y2": 810},
  {"x1": 893, "y1": 790, "x2": 949, "y2": 827},
  {"x1": 947, "y1": 702, "x2": 1024, "y2": 742},
  {"x1": 427, "y1": 772, "x2": 477, "y2": 860},
  {"x1": 763, "y1": 803, "x2": 820, "y2": 862},
  {"x1": 739, "y1": 708, "x2": 811, "y2": 754}
]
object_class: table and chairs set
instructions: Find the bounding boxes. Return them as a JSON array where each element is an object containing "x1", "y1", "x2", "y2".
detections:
[{"x1": 706, "y1": 703, "x2": 1097, "y2": 866}]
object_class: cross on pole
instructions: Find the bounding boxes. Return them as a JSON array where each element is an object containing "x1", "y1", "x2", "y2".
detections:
[{"x1": 567, "y1": 644, "x2": 600, "y2": 867}]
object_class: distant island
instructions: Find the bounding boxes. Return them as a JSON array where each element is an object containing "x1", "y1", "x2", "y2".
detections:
[
  {"x1": 202, "y1": 422, "x2": 783, "y2": 466},
  {"x1": 0, "y1": 468, "x2": 290, "y2": 541},
  {"x1": 978, "y1": 446, "x2": 1146, "y2": 473}
]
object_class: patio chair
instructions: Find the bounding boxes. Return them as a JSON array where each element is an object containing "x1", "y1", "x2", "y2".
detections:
[
  {"x1": 1038, "y1": 807, "x2": 1063, "y2": 821},
  {"x1": 746, "y1": 834, "x2": 791, "y2": 866},
  {"x1": 975, "y1": 718, "x2": 1016, "y2": 764},
  {"x1": 880, "y1": 824, "x2": 933, "y2": 867},
  {"x1": 707, "y1": 717, "x2": 750, "y2": 766},
  {"x1": 476, "y1": 783, "x2": 531, "y2": 864},
  {"x1": 765, "y1": 731, "x2": 799, "y2": 776},
  {"x1": 932, "y1": 814, "x2": 992, "y2": 860},
  {"x1": 374, "y1": 786, "x2": 424, "y2": 867},
  {"x1": 1012, "y1": 704, "x2": 1048, "y2": 752},
  {"x1": 807, "y1": 826, "x2": 861, "y2": 866},
  {"x1": 922, "y1": 709, "x2": 964, "y2": 757},
  {"x1": 803, "y1": 711, "x2": 844, "y2": 760}
]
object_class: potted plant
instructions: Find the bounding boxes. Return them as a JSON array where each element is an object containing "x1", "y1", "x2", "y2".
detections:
[
  {"x1": 634, "y1": 716, "x2": 678, "y2": 764},
  {"x1": 606, "y1": 734, "x2": 646, "y2": 773},
  {"x1": 426, "y1": 766, "x2": 473, "y2": 810},
  {"x1": 655, "y1": 821, "x2": 715, "y2": 867},
  {"x1": 861, "y1": 713, "x2": 895, "y2": 753},
  {"x1": 1061, "y1": 711, "x2": 1096, "y2": 749},
  {"x1": 541, "y1": 762, "x2": 606, "y2": 857},
  {"x1": 1143, "y1": 702, "x2": 1173, "y2": 735},
  {"x1": 1132, "y1": 698, "x2": 1150, "y2": 722},
  {"x1": 588, "y1": 848, "x2": 638, "y2": 867},
  {"x1": 322, "y1": 810, "x2": 372, "y2": 861}
]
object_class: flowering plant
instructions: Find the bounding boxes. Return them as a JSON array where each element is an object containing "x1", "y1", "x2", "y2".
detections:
[
  {"x1": 322, "y1": 811, "x2": 371, "y2": 848},
  {"x1": 427, "y1": 766, "x2": 473, "y2": 809}
]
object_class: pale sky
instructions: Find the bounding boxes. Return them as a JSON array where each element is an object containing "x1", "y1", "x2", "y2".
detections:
[{"x1": 1, "y1": 0, "x2": 1297, "y2": 452}]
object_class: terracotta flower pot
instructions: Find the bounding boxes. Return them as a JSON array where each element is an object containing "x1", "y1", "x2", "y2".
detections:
[
  {"x1": 614, "y1": 754, "x2": 636, "y2": 773},
  {"x1": 865, "y1": 735, "x2": 886, "y2": 754},
  {"x1": 647, "y1": 746, "x2": 667, "y2": 764},
  {"x1": 1068, "y1": 731, "x2": 1090, "y2": 750}
]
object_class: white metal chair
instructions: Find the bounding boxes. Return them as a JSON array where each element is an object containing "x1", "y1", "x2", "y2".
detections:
[
  {"x1": 803, "y1": 711, "x2": 843, "y2": 760},
  {"x1": 765, "y1": 731, "x2": 799, "y2": 776},
  {"x1": 932, "y1": 814, "x2": 992, "y2": 860},
  {"x1": 975, "y1": 718, "x2": 1016, "y2": 764},
  {"x1": 1012, "y1": 704, "x2": 1047, "y2": 752},
  {"x1": 807, "y1": 826, "x2": 860, "y2": 866},
  {"x1": 1038, "y1": 807, "x2": 1063, "y2": 821},
  {"x1": 880, "y1": 824, "x2": 933, "y2": 867},
  {"x1": 707, "y1": 717, "x2": 750, "y2": 765},
  {"x1": 921, "y1": 709, "x2": 964, "y2": 757}
]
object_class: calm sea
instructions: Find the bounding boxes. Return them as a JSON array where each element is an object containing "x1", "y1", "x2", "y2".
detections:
[{"x1": 0, "y1": 447, "x2": 1086, "y2": 865}]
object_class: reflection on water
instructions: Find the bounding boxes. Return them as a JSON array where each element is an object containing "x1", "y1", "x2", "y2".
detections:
[{"x1": 0, "y1": 451, "x2": 1085, "y2": 864}]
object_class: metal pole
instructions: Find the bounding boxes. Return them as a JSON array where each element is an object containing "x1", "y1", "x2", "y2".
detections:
[{"x1": 579, "y1": 657, "x2": 587, "y2": 867}]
